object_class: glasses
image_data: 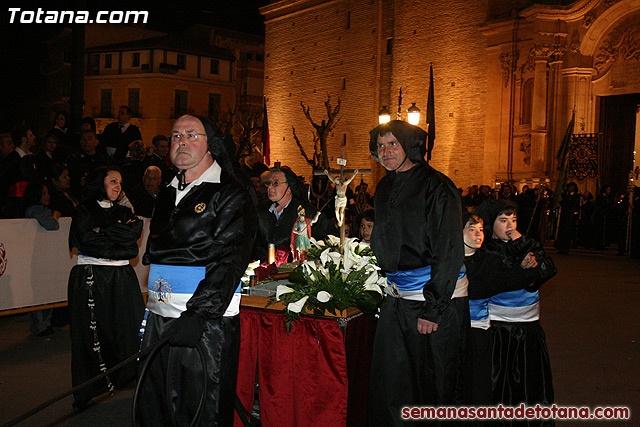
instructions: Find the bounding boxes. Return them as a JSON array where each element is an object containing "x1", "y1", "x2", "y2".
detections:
[
  {"x1": 264, "y1": 180, "x2": 286, "y2": 188},
  {"x1": 171, "y1": 132, "x2": 206, "y2": 143}
]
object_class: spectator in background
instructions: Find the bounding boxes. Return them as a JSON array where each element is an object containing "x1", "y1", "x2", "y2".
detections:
[
  {"x1": 23, "y1": 181, "x2": 60, "y2": 337},
  {"x1": 50, "y1": 111, "x2": 72, "y2": 150},
  {"x1": 128, "y1": 166, "x2": 161, "y2": 218},
  {"x1": 101, "y1": 106, "x2": 142, "y2": 162},
  {"x1": 478, "y1": 185, "x2": 492, "y2": 203},
  {"x1": 242, "y1": 151, "x2": 269, "y2": 177},
  {"x1": 463, "y1": 185, "x2": 481, "y2": 212},
  {"x1": 593, "y1": 185, "x2": 614, "y2": 250},
  {"x1": 68, "y1": 129, "x2": 111, "y2": 200},
  {"x1": 358, "y1": 208, "x2": 375, "y2": 243},
  {"x1": 577, "y1": 191, "x2": 595, "y2": 248},
  {"x1": 144, "y1": 134, "x2": 175, "y2": 185},
  {"x1": 3, "y1": 126, "x2": 38, "y2": 218},
  {"x1": 498, "y1": 182, "x2": 516, "y2": 201},
  {"x1": 47, "y1": 163, "x2": 78, "y2": 217},
  {"x1": 556, "y1": 182, "x2": 581, "y2": 254},
  {"x1": 120, "y1": 140, "x2": 146, "y2": 193},
  {"x1": 0, "y1": 133, "x2": 16, "y2": 216},
  {"x1": 34, "y1": 132, "x2": 58, "y2": 181}
]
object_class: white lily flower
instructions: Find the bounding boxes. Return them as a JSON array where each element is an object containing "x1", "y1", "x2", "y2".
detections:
[
  {"x1": 317, "y1": 265, "x2": 330, "y2": 278},
  {"x1": 357, "y1": 241, "x2": 371, "y2": 252},
  {"x1": 327, "y1": 235, "x2": 341, "y2": 246},
  {"x1": 302, "y1": 261, "x2": 318, "y2": 281},
  {"x1": 317, "y1": 291, "x2": 332, "y2": 303},
  {"x1": 327, "y1": 251, "x2": 342, "y2": 266},
  {"x1": 354, "y1": 255, "x2": 372, "y2": 270},
  {"x1": 364, "y1": 272, "x2": 384, "y2": 295},
  {"x1": 288, "y1": 295, "x2": 309, "y2": 313},
  {"x1": 276, "y1": 285, "x2": 295, "y2": 300},
  {"x1": 319, "y1": 248, "x2": 331, "y2": 266},
  {"x1": 343, "y1": 248, "x2": 359, "y2": 271}
]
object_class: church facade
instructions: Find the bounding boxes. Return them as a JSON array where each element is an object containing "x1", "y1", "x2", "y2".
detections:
[{"x1": 261, "y1": 0, "x2": 640, "y2": 194}]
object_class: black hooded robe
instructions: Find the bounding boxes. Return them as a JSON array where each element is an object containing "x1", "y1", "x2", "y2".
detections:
[
  {"x1": 139, "y1": 164, "x2": 257, "y2": 427},
  {"x1": 367, "y1": 120, "x2": 465, "y2": 426},
  {"x1": 67, "y1": 200, "x2": 145, "y2": 407}
]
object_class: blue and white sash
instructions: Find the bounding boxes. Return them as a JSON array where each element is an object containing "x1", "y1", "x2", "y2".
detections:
[
  {"x1": 469, "y1": 298, "x2": 490, "y2": 329},
  {"x1": 147, "y1": 264, "x2": 241, "y2": 318},
  {"x1": 385, "y1": 265, "x2": 466, "y2": 301},
  {"x1": 488, "y1": 289, "x2": 540, "y2": 322}
]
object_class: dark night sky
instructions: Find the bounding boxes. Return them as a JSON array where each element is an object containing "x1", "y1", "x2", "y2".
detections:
[{"x1": 0, "y1": 1, "x2": 269, "y2": 131}]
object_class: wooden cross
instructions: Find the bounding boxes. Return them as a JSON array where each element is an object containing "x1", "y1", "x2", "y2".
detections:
[{"x1": 314, "y1": 153, "x2": 371, "y2": 249}]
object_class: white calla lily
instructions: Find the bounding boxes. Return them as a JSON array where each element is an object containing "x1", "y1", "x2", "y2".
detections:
[
  {"x1": 319, "y1": 248, "x2": 331, "y2": 266},
  {"x1": 364, "y1": 272, "x2": 384, "y2": 295},
  {"x1": 287, "y1": 295, "x2": 309, "y2": 313},
  {"x1": 343, "y1": 248, "x2": 359, "y2": 271},
  {"x1": 276, "y1": 285, "x2": 295, "y2": 300},
  {"x1": 316, "y1": 291, "x2": 332, "y2": 303},
  {"x1": 327, "y1": 251, "x2": 342, "y2": 266},
  {"x1": 327, "y1": 235, "x2": 341, "y2": 246}
]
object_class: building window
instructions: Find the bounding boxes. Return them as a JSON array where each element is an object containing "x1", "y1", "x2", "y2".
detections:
[
  {"x1": 256, "y1": 54, "x2": 264, "y2": 62},
  {"x1": 247, "y1": 53, "x2": 253, "y2": 61},
  {"x1": 105, "y1": 54, "x2": 112, "y2": 69},
  {"x1": 177, "y1": 54, "x2": 186, "y2": 70},
  {"x1": 342, "y1": 77, "x2": 346, "y2": 90},
  {"x1": 100, "y1": 89, "x2": 112, "y2": 117},
  {"x1": 132, "y1": 52, "x2": 140, "y2": 67},
  {"x1": 386, "y1": 38, "x2": 393, "y2": 55},
  {"x1": 521, "y1": 78, "x2": 533, "y2": 125},
  {"x1": 210, "y1": 59, "x2": 220, "y2": 75},
  {"x1": 346, "y1": 11, "x2": 351, "y2": 29},
  {"x1": 208, "y1": 93, "x2": 221, "y2": 121},
  {"x1": 242, "y1": 81, "x2": 248, "y2": 95},
  {"x1": 174, "y1": 90, "x2": 188, "y2": 118},
  {"x1": 128, "y1": 88, "x2": 140, "y2": 117}
]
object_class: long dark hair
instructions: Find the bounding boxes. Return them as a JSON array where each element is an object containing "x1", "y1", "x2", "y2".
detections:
[{"x1": 23, "y1": 182, "x2": 46, "y2": 208}]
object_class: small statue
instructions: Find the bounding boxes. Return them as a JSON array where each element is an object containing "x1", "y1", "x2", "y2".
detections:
[
  {"x1": 324, "y1": 169, "x2": 358, "y2": 227},
  {"x1": 291, "y1": 206, "x2": 321, "y2": 262}
]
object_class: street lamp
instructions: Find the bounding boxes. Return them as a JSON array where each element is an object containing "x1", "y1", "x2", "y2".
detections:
[
  {"x1": 407, "y1": 103, "x2": 421, "y2": 125},
  {"x1": 378, "y1": 106, "x2": 391, "y2": 124}
]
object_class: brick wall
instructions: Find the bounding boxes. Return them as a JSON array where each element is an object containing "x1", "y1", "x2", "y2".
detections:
[{"x1": 263, "y1": 0, "x2": 489, "y2": 191}]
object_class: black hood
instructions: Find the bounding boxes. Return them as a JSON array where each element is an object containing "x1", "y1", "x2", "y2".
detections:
[
  {"x1": 190, "y1": 114, "x2": 235, "y2": 177},
  {"x1": 475, "y1": 198, "x2": 518, "y2": 237},
  {"x1": 369, "y1": 120, "x2": 428, "y2": 165}
]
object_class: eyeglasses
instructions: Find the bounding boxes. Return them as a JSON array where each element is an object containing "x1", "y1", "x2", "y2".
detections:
[
  {"x1": 171, "y1": 133, "x2": 206, "y2": 143},
  {"x1": 264, "y1": 180, "x2": 286, "y2": 188}
]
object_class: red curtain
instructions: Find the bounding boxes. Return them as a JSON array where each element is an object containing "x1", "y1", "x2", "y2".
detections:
[{"x1": 235, "y1": 308, "x2": 349, "y2": 427}]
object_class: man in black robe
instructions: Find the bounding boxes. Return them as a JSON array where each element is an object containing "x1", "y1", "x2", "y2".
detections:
[
  {"x1": 101, "y1": 106, "x2": 142, "y2": 162},
  {"x1": 252, "y1": 166, "x2": 334, "y2": 262},
  {"x1": 368, "y1": 120, "x2": 464, "y2": 426},
  {"x1": 140, "y1": 114, "x2": 257, "y2": 426}
]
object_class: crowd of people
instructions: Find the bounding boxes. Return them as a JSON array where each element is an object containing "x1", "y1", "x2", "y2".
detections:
[{"x1": 3, "y1": 108, "x2": 637, "y2": 425}]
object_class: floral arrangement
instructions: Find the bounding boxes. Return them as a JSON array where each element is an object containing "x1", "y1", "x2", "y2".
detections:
[{"x1": 269, "y1": 235, "x2": 386, "y2": 332}]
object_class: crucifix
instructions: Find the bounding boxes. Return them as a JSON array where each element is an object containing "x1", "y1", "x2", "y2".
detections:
[{"x1": 314, "y1": 153, "x2": 371, "y2": 249}]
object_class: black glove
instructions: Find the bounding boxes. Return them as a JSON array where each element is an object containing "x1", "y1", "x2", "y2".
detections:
[{"x1": 165, "y1": 311, "x2": 206, "y2": 347}]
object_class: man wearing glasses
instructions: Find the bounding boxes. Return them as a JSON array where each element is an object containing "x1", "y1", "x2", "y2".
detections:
[
  {"x1": 139, "y1": 114, "x2": 257, "y2": 426},
  {"x1": 253, "y1": 166, "x2": 334, "y2": 262}
]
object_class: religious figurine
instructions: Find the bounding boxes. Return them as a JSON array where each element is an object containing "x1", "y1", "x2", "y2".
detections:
[
  {"x1": 291, "y1": 206, "x2": 321, "y2": 262},
  {"x1": 324, "y1": 169, "x2": 358, "y2": 227}
]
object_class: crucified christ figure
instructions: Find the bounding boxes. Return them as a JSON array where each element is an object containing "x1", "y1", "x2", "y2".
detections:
[{"x1": 324, "y1": 169, "x2": 358, "y2": 227}]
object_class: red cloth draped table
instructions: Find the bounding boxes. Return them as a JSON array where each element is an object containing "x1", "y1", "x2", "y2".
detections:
[{"x1": 235, "y1": 295, "x2": 376, "y2": 427}]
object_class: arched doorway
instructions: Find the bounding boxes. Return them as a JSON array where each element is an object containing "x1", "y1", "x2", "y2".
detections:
[{"x1": 598, "y1": 94, "x2": 640, "y2": 195}]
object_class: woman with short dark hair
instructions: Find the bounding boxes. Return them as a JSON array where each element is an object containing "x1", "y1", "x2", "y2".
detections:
[{"x1": 67, "y1": 165, "x2": 144, "y2": 410}]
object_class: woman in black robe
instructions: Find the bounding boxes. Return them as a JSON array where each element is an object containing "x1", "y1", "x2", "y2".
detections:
[{"x1": 67, "y1": 165, "x2": 144, "y2": 409}]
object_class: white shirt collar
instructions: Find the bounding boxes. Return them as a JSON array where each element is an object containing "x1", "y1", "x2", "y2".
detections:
[
  {"x1": 15, "y1": 146, "x2": 28, "y2": 158},
  {"x1": 120, "y1": 123, "x2": 130, "y2": 132},
  {"x1": 268, "y1": 198, "x2": 292, "y2": 220},
  {"x1": 98, "y1": 200, "x2": 113, "y2": 208},
  {"x1": 170, "y1": 160, "x2": 221, "y2": 205}
]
